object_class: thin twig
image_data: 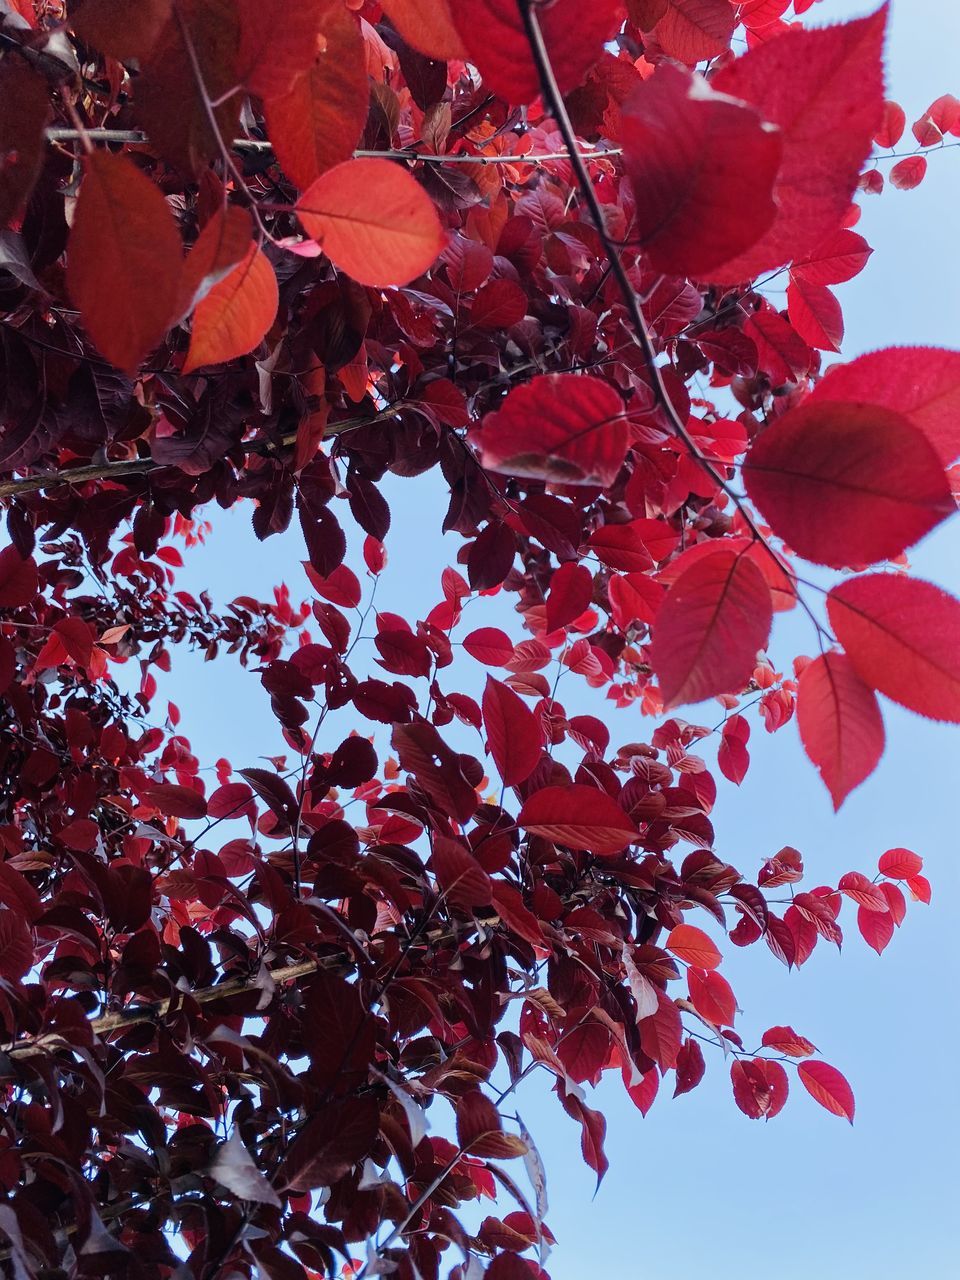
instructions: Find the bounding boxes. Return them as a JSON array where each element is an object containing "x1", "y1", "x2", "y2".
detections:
[{"x1": 43, "y1": 127, "x2": 621, "y2": 165}]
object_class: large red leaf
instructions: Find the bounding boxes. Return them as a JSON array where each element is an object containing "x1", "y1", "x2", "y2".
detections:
[
  {"x1": 236, "y1": 0, "x2": 327, "y2": 98},
  {"x1": 666, "y1": 923, "x2": 721, "y2": 970},
  {"x1": 827, "y1": 575, "x2": 960, "y2": 722},
  {"x1": 797, "y1": 1060, "x2": 855, "y2": 1123},
  {"x1": 482, "y1": 677, "x2": 542, "y2": 787},
  {"x1": 297, "y1": 159, "x2": 444, "y2": 286},
  {"x1": 688, "y1": 967, "x2": 736, "y2": 1025},
  {"x1": 786, "y1": 279, "x2": 843, "y2": 353},
  {"x1": 449, "y1": 0, "x2": 621, "y2": 103},
  {"x1": 473, "y1": 374, "x2": 628, "y2": 488},
  {"x1": 381, "y1": 0, "x2": 467, "y2": 60},
  {"x1": 710, "y1": 9, "x2": 886, "y2": 281},
  {"x1": 797, "y1": 652, "x2": 885, "y2": 809},
  {"x1": 653, "y1": 0, "x2": 736, "y2": 65},
  {"x1": 649, "y1": 547, "x2": 773, "y2": 708},
  {"x1": 621, "y1": 64, "x2": 782, "y2": 278},
  {"x1": 518, "y1": 785, "x2": 638, "y2": 855},
  {"x1": 183, "y1": 241, "x2": 279, "y2": 372},
  {"x1": 744, "y1": 401, "x2": 953, "y2": 568},
  {"x1": 808, "y1": 347, "x2": 960, "y2": 465},
  {"x1": 264, "y1": 2, "x2": 369, "y2": 190},
  {"x1": 66, "y1": 152, "x2": 182, "y2": 373}
]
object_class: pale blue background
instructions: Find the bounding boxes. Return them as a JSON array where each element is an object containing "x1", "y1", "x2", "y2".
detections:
[{"x1": 161, "y1": 3, "x2": 960, "y2": 1274}]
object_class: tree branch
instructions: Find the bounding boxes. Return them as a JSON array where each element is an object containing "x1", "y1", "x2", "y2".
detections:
[
  {"x1": 43, "y1": 127, "x2": 621, "y2": 165},
  {"x1": 0, "y1": 404, "x2": 406, "y2": 500}
]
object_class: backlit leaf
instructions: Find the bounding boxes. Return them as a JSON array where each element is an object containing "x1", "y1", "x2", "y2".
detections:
[
  {"x1": 381, "y1": 0, "x2": 467, "y2": 60},
  {"x1": 797, "y1": 652, "x2": 885, "y2": 809},
  {"x1": 482, "y1": 676, "x2": 542, "y2": 787},
  {"x1": 67, "y1": 152, "x2": 183, "y2": 373},
  {"x1": 653, "y1": 0, "x2": 736, "y2": 65},
  {"x1": 474, "y1": 374, "x2": 628, "y2": 488},
  {"x1": 828, "y1": 575, "x2": 960, "y2": 722},
  {"x1": 878, "y1": 848, "x2": 923, "y2": 880},
  {"x1": 621, "y1": 63, "x2": 781, "y2": 278},
  {"x1": 236, "y1": 0, "x2": 327, "y2": 98},
  {"x1": 518, "y1": 785, "x2": 639, "y2": 855},
  {"x1": 297, "y1": 158, "x2": 444, "y2": 286},
  {"x1": 183, "y1": 241, "x2": 279, "y2": 372},
  {"x1": 797, "y1": 1060, "x2": 855, "y2": 1122},
  {"x1": 649, "y1": 547, "x2": 773, "y2": 708},
  {"x1": 744, "y1": 401, "x2": 953, "y2": 568},
  {"x1": 711, "y1": 9, "x2": 886, "y2": 281},
  {"x1": 666, "y1": 924, "x2": 721, "y2": 970}
]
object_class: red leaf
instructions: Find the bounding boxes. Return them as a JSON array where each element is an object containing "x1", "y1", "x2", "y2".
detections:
[
  {"x1": 0, "y1": 60, "x2": 50, "y2": 227},
  {"x1": 874, "y1": 99, "x2": 906, "y2": 148},
  {"x1": 791, "y1": 229, "x2": 873, "y2": 286},
  {"x1": 639, "y1": 990, "x2": 683, "y2": 1071},
  {"x1": 67, "y1": 152, "x2": 182, "y2": 373},
  {"x1": 545, "y1": 562, "x2": 593, "y2": 632},
  {"x1": 649, "y1": 547, "x2": 773, "y2": 708},
  {"x1": 0, "y1": 547, "x2": 38, "y2": 608},
  {"x1": 456, "y1": 1090, "x2": 526, "y2": 1158},
  {"x1": 463, "y1": 627, "x2": 515, "y2": 666},
  {"x1": 890, "y1": 156, "x2": 927, "y2": 190},
  {"x1": 621, "y1": 63, "x2": 781, "y2": 277},
  {"x1": 482, "y1": 676, "x2": 543, "y2": 787},
  {"x1": 178, "y1": 205, "x2": 254, "y2": 320},
  {"x1": 449, "y1": 0, "x2": 621, "y2": 103},
  {"x1": 797, "y1": 1060, "x2": 855, "y2": 1123},
  {"x1": 380, "y1": 0, "x2": 467, "y2": 60},
  {"x1": 432, "y1": 835, "x2": 492, "y2": 908},
  {"x1": 236, "y1": 0, "x2": 328, "y2": 98},
  {"x1": 744, "y1": 402, "x2": 952, "y2": 568},
  {"x1": 264, "y1": 2, "x2": 369, "y2": 190},
  {"x1": 473, "y1": 373, "x2": 628, "y2": 488},
  {"x1": 731, "y1": 1058, "x2": 789, "y2": 1120},
  {"x1": 797, "y1": 652, "x2": 885, "y2": 809},
  {"x1": 718, "y1": 714, "x2": 750, "y2": 786},
  {"x1": 518, "y1": 785, "x2": 638, "y2": 855},
  {"x1": 297, "y1": 158, "x2": 444, "y2": 287},
  {"x1": 470, "y1": 279, "x2": 528, "y2": 330},
  {"x1": 879, "y1": 881, "x2": 907, "y2": 925},
  {"x1": 857, "y1": 905, "x2": 894, "y2": 955},
  {"x1": 878, "y1": 847, "x2": 923, "y2": 880},
  {"x1": 305, "y1": 563, "x2": 362, "y2": 609},
  {"x1": 827, "y1": 575, "x2": 960, "y2": 722},
  {"x1": 666, "y1": 923, "x2": 721, "y2": 970},
  {"x1": 688, "y1": 967, "x2": 736, "y2": 1025},
  {"x1": 674, "y1": 1037, "x2": 706, "y2": 1097},
  {"x1": 906, "y1": 874, "x2": 932, "y2": 904},
  {"x1": 837, "y1": 871, "x2": 888, "y2": 913},
  {"x1": 786, "y1": 278, "x2": 844, "y2": 352},
  {"x1": 622, "y1": 1062, "x2": 659, "y2": 1117},
  {"x1": 608, "y1": 573, "x2": 664, "y2": 631},
  {"x1": 710, "y1": 9, "x2": 886, "y2": 280},
  {"x1": 0, "y1": 910, "x2": 32, "y2": 981},
  {"x1": 808, "y1": 347, "x2": 960, "y2": 466},
  {"x1": 183, "y1": 240, "x2": 278, "y2": 372},
  {"x1": 653, "y1": 0, "x2": 735, "y2": 64},
  {"x1": 761, "y1": 1026, "x2": 816, "y2": 1057},
  {"x1": 70, "y1": 0, "x2": 170, "y2": 59},
  {"x1": 142, "y1": 782, "x2": 207, "y2": 820},
  {"x1": 280, "y1": 1096, "x2": 379, "y2": 1188}
]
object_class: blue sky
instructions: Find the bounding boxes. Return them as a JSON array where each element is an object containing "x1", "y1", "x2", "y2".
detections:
[{"x1": 163, "y1": 3, "x2": 960, "y2": 1274}]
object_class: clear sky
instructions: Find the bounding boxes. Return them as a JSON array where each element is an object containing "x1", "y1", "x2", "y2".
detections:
[{"x1": 162, "y1": 3, "x2": 960, "y2": 1275}]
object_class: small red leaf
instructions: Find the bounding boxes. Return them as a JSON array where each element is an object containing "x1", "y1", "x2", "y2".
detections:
[
  {"x1": 0, "y1": 547, "x2": 38, "y2": 608},
  {"x1": 890, "y1": 156, "x2": 927, "y2": 190},
  {"x1": 183, "y1": 240, "x2": 278, "y2": 372},
  {"x1": 0, "y1": 910, "x2": 32, "y2": 981},
  {"x1": 463, "y1": 628, "x2": 515, "y2": 666},
  {"x1": 837, "y1": 871, "x2": 888, "y2": 912},
  {"x1": 857, "y1": 905, "x2": 894, "y2": 955},
  {"x1": 545, "y1": 562, "x2": 593, "y2": 632},
  {"x1": 688, "y1": 967, "x2": 736, "y2": 1025},
  {"x1": 798, "y1": 1060, "x2": 856, "y2": 1123},
  {"x1": 878, "y1": 848, "x2": 923, "y2": 880},
  {"x1": 761, "y1": 1026, "x2": 816, "y2": 1057},
  {"x1": 666, "y1": 923, "x2": 721, "y2": 971}
]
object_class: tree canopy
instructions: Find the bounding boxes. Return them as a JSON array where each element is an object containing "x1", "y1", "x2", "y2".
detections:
[{"x1": 0, "y1": 1, "x2": 957, "y2": 1277}]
